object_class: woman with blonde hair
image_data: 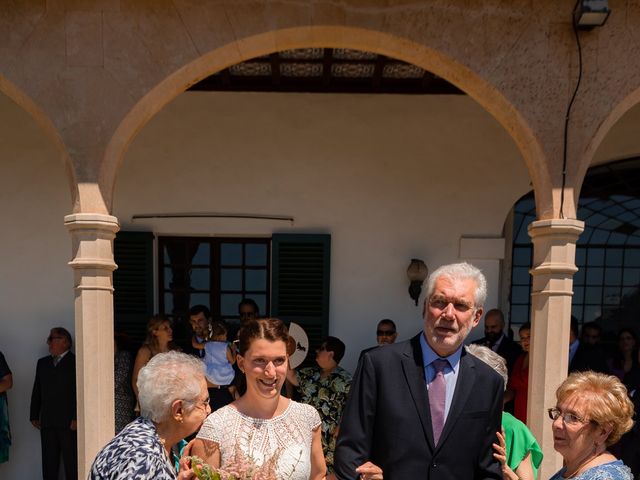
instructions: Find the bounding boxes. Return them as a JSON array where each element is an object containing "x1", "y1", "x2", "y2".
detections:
[
  {"x1": 132, "y1": 315, "x2": 180, "y2": 401},
  {"x1": 546, "y1": 371, "x2": 634, "y2": 479}
]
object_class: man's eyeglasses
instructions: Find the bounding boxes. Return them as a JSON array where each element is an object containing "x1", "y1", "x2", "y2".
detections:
[
  {"x1": 239, "y1": 311, "x2": 256, "y2": 319},
  {"x1": 428, "y1": 297, "x2": 475, "y2": 313},
  {"x1": 47, "y1": 336, "x2": 65, "y2": 343},
  {"x1": 377, "y1": 330, "x2": 396, "y2": 337},
  {"x1": 547, "y1": 407, "x2": 592, "y2": 426}
]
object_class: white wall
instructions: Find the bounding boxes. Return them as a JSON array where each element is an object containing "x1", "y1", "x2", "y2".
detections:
[
  {"x1": 0, "y1": 93, "x2": 74, "y2": 479},
  {"x1": 114, "y1": 91, "x2": 532, "y2": 371}
]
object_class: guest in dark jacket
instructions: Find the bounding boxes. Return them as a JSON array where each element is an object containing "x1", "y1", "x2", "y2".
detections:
[
  {"x1": 0, "y1": 350, "x2": 12, "y2": 464},
  {"x1": 608, "y1": 328, "x2": 640, "y2": 387},
  {"x1": 30, "y1": 327, "x2": 77, "y2": 480},
  {"x1": 472, "y1": 309, "x2": 522, "y2": 374},
  {"x1": 568, "y1": 317, "x2": 608, "y2": 374}
]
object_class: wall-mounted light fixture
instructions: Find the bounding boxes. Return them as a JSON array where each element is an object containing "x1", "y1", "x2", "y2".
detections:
[
  {"x1": 407, "y1": 259, "x2": 428, "y2": 306},
  {"x1": 573, "y1": 0, "x2": 610, "y2": 29}
]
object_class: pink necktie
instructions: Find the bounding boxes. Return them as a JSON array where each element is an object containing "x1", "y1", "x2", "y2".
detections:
[{"x1": 429, "y1": 358, "x2": 448, "y2": 445}]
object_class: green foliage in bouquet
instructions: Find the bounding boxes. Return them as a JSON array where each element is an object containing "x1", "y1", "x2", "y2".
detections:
[{"x1": 187, "y1": 448, "x2": 282, "y2": 480}]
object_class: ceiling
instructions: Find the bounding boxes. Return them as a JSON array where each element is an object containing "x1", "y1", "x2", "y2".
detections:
[{"x1": 189, "y1": 48, "x2": 462, "y2": 95}]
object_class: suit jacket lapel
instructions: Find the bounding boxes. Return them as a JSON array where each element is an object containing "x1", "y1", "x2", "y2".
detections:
[
  {"x1": 401, "y1": 334, "x2": 435, "y2": 449},
  {"x1": 436, "y1": 349, "x2": 475, "y2": 450}
]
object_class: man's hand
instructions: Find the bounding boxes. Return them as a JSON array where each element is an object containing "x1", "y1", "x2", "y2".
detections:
[
  {"x1": 31, "y1": 420, "x2": 41, "y2": 429},
  {"x1": 70, "y1": 420, "x2": 77, "y2": 431},
  {"x1": 355, "y1": 461, "x2": 383, "y2": 480}
]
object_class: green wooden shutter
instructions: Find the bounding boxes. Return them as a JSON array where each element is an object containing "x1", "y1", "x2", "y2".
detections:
[
  {"x1": 113, "y1": 231, "x2": 154, "y2": 345},
  {"x1": 271, "y1": 234, "x2": 330, "y2": 367}
]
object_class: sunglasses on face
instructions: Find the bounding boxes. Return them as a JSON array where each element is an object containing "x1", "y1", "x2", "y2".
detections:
[{"x1": 377, "y1": 330, "x2": 396, "y2": 336}]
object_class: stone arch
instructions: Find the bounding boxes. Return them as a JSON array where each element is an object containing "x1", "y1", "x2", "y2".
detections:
[
  {"x1": 574, "y1": 85, "x2": 640, "y2": 205},
  {"x1": 101, "y1": 26, "x2": 550, "y2": 214},
  {"x1": 0, "y1": 74, "x2": 78, "y2": 208}
]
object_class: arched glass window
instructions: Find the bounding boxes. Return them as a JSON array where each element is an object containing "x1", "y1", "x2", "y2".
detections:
[{"x1": 510, "y1": 158, "x2": 640, "y2": 335}]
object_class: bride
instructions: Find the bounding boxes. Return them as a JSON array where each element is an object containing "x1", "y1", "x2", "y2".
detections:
[{"x1": 192, "y1": 318, "x2": 326, "y2": 480}]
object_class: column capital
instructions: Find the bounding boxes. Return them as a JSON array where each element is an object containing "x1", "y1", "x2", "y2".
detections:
[
  {"x1": 528, "y1": 218, "x2": 584, "y2": 239},
  {"x1": 528, "y1": 218, "x2": 584, "y2": 285},
  {"x1": 64, "y1": 213, "x2": 119, "y2": 232},
  {"x1": 65, "y1": 213, "x2": 119, "y2": 273}
]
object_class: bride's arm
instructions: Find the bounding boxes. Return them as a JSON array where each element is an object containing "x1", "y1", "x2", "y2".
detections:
[
  {"x1": 190, "y1": 438, "x2": 221, "y2": 469},
  {"x1": 310, "y1": 426, "x2": 327, "y2": 480}
]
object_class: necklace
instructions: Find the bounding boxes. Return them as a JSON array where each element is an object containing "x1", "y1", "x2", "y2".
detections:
[{"x1": 563, "y1": 451, "x2": 601, "y2": 478}]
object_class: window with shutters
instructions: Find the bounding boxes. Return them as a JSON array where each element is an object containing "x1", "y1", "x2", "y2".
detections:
[
  {"x1": 114, "y1": 232, "x2": 330, "y2": 355},
  {"x1": 158, "y1": 237, "x2": 271, "y2": 335},
  {"x1": 271, "y1": 234, "x2": 330, "y2": 367},
  {"x1": 113, "y1": 231, "x2": 154, "y2": 343}
]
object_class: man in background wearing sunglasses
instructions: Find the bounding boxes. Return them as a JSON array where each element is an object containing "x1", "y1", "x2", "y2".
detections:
[
  {"x1": 375, "y1": 319, "x2": 398, "y2": 346},
  {"x1": 30, "y1": 327, "x2": 77, "y2": 480}
]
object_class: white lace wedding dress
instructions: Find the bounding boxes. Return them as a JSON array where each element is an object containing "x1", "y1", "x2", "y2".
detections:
[{"x1": 197, "y1": 400, "x2": 321, "y2": 479}]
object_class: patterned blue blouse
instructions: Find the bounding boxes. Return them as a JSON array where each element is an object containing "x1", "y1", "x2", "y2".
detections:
[
  {"x1": 549, "y1": 460, "x2": 632, "y2": 480},
  {"x1": 89, "y1": 416, "x2": 177, "y2": 479}
]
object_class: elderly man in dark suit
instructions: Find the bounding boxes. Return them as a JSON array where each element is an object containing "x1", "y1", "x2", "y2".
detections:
[
  {"x1": 334, "y1": 262, "x2": 503, "y2": 480},
  {"x1": 30, "y1": 327, "x2": 77, "y2": 480}
]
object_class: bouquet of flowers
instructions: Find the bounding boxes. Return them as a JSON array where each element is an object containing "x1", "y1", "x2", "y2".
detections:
[{"x1": 187, "y1": 449, "x2": 280, "y2": 480}]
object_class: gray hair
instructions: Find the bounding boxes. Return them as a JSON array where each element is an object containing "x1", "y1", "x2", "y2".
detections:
[
  {"x1": 466, "y1": 344, "x2": 507, "y2": 391},
  {"x1": 137, "y1": 351, "x2": 205, "y2": 422},
  {"x1": 424, "y1": 262, "x2": 487, "y2": 308}
]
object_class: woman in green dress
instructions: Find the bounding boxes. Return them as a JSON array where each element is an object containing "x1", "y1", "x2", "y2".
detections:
[{"x1": 467, "y1": 344, "x2": 543, "y2": 480}]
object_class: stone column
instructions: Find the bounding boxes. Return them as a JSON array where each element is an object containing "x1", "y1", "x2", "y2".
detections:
[
  {"x1": 527, "y1": 218, "x2": 584, "y2": 478},
  {"x1": 64, "y1": 213, "x2": 119, "y2": 479}
]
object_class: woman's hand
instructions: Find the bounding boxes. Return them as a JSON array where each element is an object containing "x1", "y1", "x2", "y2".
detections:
[
  {"x1": 492, "y1": 430, "x2": 519, "y2": 480},
  {"x1": 492, "y1": 429, "x2": 507, "y2": 466},
  {"x1": 176, "y1": 466, "x2": 196, "y2": 480},
  {"x1": 356, "y1": 461, "x2": 383, "y2": 480},
  {"x1": 177, "y1": 440, "x2": 197, "y2": 480}
]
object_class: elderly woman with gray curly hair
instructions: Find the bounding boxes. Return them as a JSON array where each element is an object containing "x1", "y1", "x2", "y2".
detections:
[{"x1": 89, "y1": 351, "x2": 211, "y2": 479}]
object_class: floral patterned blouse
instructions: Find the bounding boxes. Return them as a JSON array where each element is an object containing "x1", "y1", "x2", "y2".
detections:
[
  {"x1": 549, "y1": 460, "x2": 632, "y2": 480},
  {"x1": 89, "y1": 416, "x2": 177, "y2": 479},
  {"x1": 296, "y1": 365, "x2": 352, "y2": 471}
]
